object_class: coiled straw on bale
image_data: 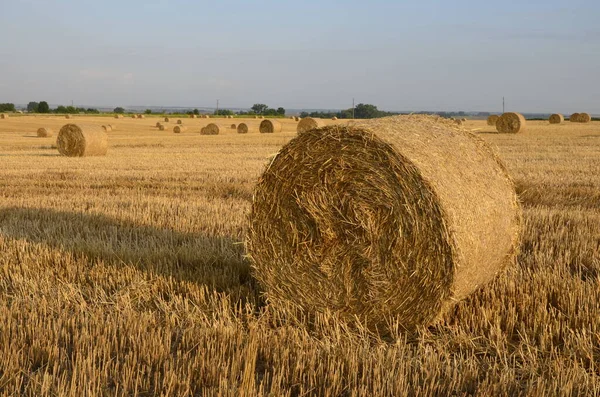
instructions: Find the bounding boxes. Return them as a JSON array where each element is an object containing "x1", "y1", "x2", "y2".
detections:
[
  {"x1": 237, "y1": 123, "x2": 249, "y2": 134},
  {"x1": 173, "y1": 125, "x2": 188, "y2": 133},
  {"x1": 37, "y1": 128, "x2": 53, "y2": 137},
  {"x1": 297, "y1": 117, "x2": 326, "y2": 134},
  {"x1": 578, "y1": 113, "x2": 591, "y2": 123},
  {"x1": 570, "y1": 113, "x2": 580, "y2": 122},
  {"x1": 201, "y1": 123, "x2": 221, "y2": 135},
  {"x1": 496, "y1": 112, "x2": 526, "y2": 133},
  {"x1": 56, "y1": 124, "x2": 108, "y2": 157},
  {"x1": 247, "y1": 115, "x2": 521, "y2": 333},
  {"x1": 549, "y1": 114, "x2": 564, "y2": 124},
  {"x1": 486, "y1": 115, "x2": 500, "y2": 126},
  {"x1": 260, "y1": 119, "x2": 282, "y2": 133}
]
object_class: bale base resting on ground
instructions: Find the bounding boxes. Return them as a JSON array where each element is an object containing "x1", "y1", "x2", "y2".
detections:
[
  {"x1": 201, "y1": 123, "x2": 221, "y2": 135},
  {"x1": 237, "y1": 123, "x2": 249, "y2": 134},
  {"x1": 260, "y1": 119, "x2": 282, "y2": 133},
  {"x1": 496, "y1": 112, "x2": 526, "y2": 133},
  {"x1": 297, "y1": 117, "x2": 325, "y2": 134},
  {"x1": 247, "y1": 115, "x2": 522, "y2": 334},
  {"x1": 57, "y1": 124, "x2": 108, "y2": 157},
  {"x1": 173, "y1": 125, "x2": 188, "y2": 133},
  {"x1": 549, "y1": 114, "x2": 564, "y2": 124},
  {"x1": 486, "y1": 115, "x2": 500, "y2": 126},
  {"x1": 37, "y1": 128, "x2": 53, "y2": 137}
]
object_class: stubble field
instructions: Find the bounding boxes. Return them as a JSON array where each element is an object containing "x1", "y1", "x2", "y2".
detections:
[{"x1": 0, "y1": 115, "x2": 598, "y2": 396}]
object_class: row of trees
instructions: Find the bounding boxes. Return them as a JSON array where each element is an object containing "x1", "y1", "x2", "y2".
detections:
[
  {"x1": 0, "y1": 103, "x2": 16, "y2": 112},
  {"x1": 301, "y1": 103, "x2": 396, "y2": 119}
]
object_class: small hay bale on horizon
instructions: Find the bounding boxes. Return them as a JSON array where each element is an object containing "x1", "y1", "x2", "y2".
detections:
[
  {"x1": 37, "y1": 127, "x2": 53, "y2": 137},
  {"x1": 0, "y1": 113, "x2": 8, "y2": 119},
  {"x1": 496, "y1": 112, "x2": 526, "y2": 133},
  {"x1": 486, "y1": 115, "x2": 500, "y2": 126},
  {"x1": 237, "y1": 123, "x2": 249, "y2": 134},
  {"x1": 247, "y1": 115, "x2": 522, "y2": 334},
  {"x1": 569, "y1": 113, "x2": 580, "y2": 122},
  {"x1": 177, "y1": 119, "x2": 183, "y2": 124},
  {"x1": 332, "y1": 116, "x2": 338, "y2": 120},
  {"x1": 549, "y1": 114, "x2": 564, "y2": 124},
  {"x1": 173, "y1": 125, "x2": 188, "y2": 133},
  {"x1": 137, "y1": 114, "x2": 145, "y2": 119},
  {"x1": 131, "y1": 115, "x2": 137, "y2": 119},
  {"x1": 65, "y1": 115, "x2": 72, "y2": 119},
  {"x1": 114, "y1": 115, "x2": 123, "y2": 119},
  {"x1": 201, "y1": 123, "x2": 221, "y2": 135},
  {"x1": 260, "y1": 119, "x2": 282, "y2": 133},
  {"x1": 578, "y1": 113, "x2": 591, "y2": 123},
  {"x1": 295, "y1": 116, "x2": 300, "y2": 122},
  {"x1": 158, "y1": 124, "x2": 166, "y2": 131},
  {"x1": 57, "y1": 124, "x2": 108, "y2": 157},
  {"x1": 164, "y1": 117, "x2": 170, "y2": 122},
  {"x1": 297, "y1": 117, "x2": 326, "y2": 134}
]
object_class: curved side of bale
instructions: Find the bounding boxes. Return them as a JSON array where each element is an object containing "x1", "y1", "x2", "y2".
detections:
[
  {"x1": 56, "y1": 124, "x2": 108, "y2": 157},
  {"x1": 237, "y1": 123, "x2": 249, "y2": 134},
  {"x1": 156, "y1": 121, "x2": 162, "y2": 127},
  {"x1": 231, "y1": 124, "x2": 237, "y2": 129},
  {"x1": 65, "y1": 115, "x2": 72, "y2": 119},
  {"x1": 164, "y1": 117, "x2": 170, "y2": 122},
  {"x1": 570, "y1": 113, "x2": 580, "y2": 122},
  {"x1": 137, "y1": 114, "x2": 145, "y2": 119},
  {"x1": 247, "y1": 115, "x2": 521, "y2": 333},
  {"x1": 173, "y1": 125, "x2": 188, "y2": 133},
  {"x1": 549, "y1": 114, "x2": 564, "y2": 124},
  {"x1": 260, "y1": 119, "x2": 283, "y2": 133},
  {"x1": 297, "y1": 117, "x2": 326, "y2": 134},
  {"x1": 486, "y1": 115, "x2": 500, "y2": 126},
  {"x1": 0, "y1": 113, "x2": 8, "y2": 119},
  {"x1": 578, "y1": 113, "x2": 591, "y2": 123},
  {"x1": 201, "y1": 123, "x2": 221, "y2": 135},
  {"x1": 496, "y1": 113, "x2": 526, "y2": 133},
  {"x1": 177, "y1": 119, "x2": 183, "y2": 124},
  {"x1": 102, "y1": 125, "x2": 113, "y2": 132},
  {"x1": 158, "y1": 124, "x2": 166, "y2": 131},
  {"x1": 37, "y1": 128, "x2": 53, "y2": 137}
]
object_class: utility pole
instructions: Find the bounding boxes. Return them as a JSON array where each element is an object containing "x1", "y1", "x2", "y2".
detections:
[
  {"x1": 502, "y1": 97, "x2": 505, "y2": 114},
  {"x1": 352, "y1": 98, "x2": 355, "y2": 119},
  {"x1": 216, "y1": 99, "x2": 219, "y2": 116}
]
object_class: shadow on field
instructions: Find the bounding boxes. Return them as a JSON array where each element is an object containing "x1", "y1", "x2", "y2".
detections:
[{"x1": 0, "y1": 207, "x2": 255, "y2": 298}]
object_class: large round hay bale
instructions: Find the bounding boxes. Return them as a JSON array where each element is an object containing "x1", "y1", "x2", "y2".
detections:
[
  {"x1": 102, "y1": 125, "x2": 112, "y2": 132},
  {"x1": 260, "y1": 119, "x2": 282, "y2": 133},
  {"x1": 297, "y1": 117, "x2": 326, "y2": 134},
  {"x1": 37, "y1": 127, "x2": 53, "y2": 137},
  {"x1": 173, "y1": 125, "x2": 188, "y2": 133},
  {"x1": 247, "y1": 115, "x2": 521, "y2": 333},
  {"x1": 0, "y1": 113, "x2": 8, "y2": 119},
  {"x1": 578, "y1": 113, "x2": 591, "y2": 123},
  {"x1": 164, "y1": 117, "x2": 170, "y2": 122},
  {"x1": 56, "y1": 124, "x2": 108, "y2": 157},
  {"x1": 201, "y1": 123, "x2": 221, "y2": 135},
  {"x1": 189, "y1": 114, "x2": 197, "y2": 118},
  {"x1": 569, "y1": 113, "x2": 580, "y2": 122},
  {"x1": 237, "y1": 123, "x2": 249, "y2": 134},
  {"x1": 496, "y1": 112, "x2": 526, "y2": 133},
  {"x1": 177, "y1": 119, "x2": 183, "y2": 124},
  {"x1": 486, "y1": 115, "x2": 500, "y2": 126},
  {"x1": 549, "y1": 114, "x2": 564, "y2": 124},
  {"x1": 114, "y1": 115, "x2": 122, "y2": 119}
]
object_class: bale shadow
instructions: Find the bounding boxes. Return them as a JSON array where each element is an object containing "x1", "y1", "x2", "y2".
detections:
[{"x1": 0, "y1": 207, "x2": 255, "y2": 299}]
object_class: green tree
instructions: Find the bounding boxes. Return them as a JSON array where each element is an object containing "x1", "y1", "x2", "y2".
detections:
[
  {"x1": 276, "y1": 107, "x2": 286, "y2": 115},
  {"x1": 193, "y1": 109, "x2": 199, "y2": 115},
  {"x1": 27, "y1": 102, "x2": 39, "y2": 112},
  {"x1": 251, "y1": 104, "x2": 268, "y2": 114},
  {"x1": 55, "y1": 105, "x2": 67, "y2": 113},
  {"x1": 38, "y1": 101, "x2": 50, "y2": 113},
  {"x1": 144, "y1": 109, "x2": 152, "y2": 114},
  {"x1": 354, "y1": 103, "x2": 380, "y2": 119},
  {"x1": 0, "y1": 103, "x2": 16, "y2": 112},
  {"x1": 114, "y1": 107, "x2": 125, "y2": 114}
]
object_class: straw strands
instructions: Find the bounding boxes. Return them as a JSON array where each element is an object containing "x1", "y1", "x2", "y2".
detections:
[
  {"x1": 56, "y1": 124, "x2": 108, "y2": 157},
  {"x1": 496, "y1": 113, "x2": 527, "y2": 133},
  {"x1": 247, "y1": 115, "x2": 521, "y2": 333},
  {"x1": 259, "y1": 119, "x2": 282, "y2": 133}
]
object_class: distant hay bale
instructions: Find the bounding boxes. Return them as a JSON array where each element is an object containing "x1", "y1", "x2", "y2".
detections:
[
  {"x1": 549, "y1": 114, "x2": 564, "y2": 124},
  {"x1": 108, "y1": 125, "x2": 116, "y2": 131},
  {"x1": 247, "y1": 115, "x2": 522, "y2": 333},
  {"x1": 201, "y1": 123, "x2": 221, "y2": 135},
  {"x1": 204, "y1": 115, "x2": 210, "y2": 119},
  {"x1": 158, "y1": 124, "x2": 166, "y2": 131},
  {"x1": 578, "y1": 113, "x2": 591, "y2": 123},
  {"x1": 114, "y1": 115, "x2": 123, "y2": 119},
  {"x1": 137, "y1": 114, "x2": 145, "y2": 119},
  {"x1": 486, "y1": 115, "x2": 500, "y2": 126},
  {"x1": 189, "y1": 114, "x2": 197, "y2": 118},
  {"x1": 173, "y1": 125, "x2": 188, "y2": 133},
  {"x1": 295, "y1": 116, "x2": 300, "y2": 122},
  {"x1": 164, "y1": 117, "x2": 170, "y2": 122},
  {"x1": 231, "y1": 124, "x2": 237, "y2": 129},
  {"x1": 37, "y1": 127, "x2": 53, "y2": 137},
  {"x1": 102, "y1": 125, "x2": 112, "y2": 132},
  {"x1": 156, "y1": 121, "x2": 162, "y2": 127},
  {"x1": 131, "y1": 115, "x2": 137, "y2": 119},
  {"x1": 260, "y1": 119, "x2": 282, "y2": 133},
  {"x1": 332, "y1": 116, "x2": 338, "y2": 120},
  {"x1": 65, "y1": 115, "x2": 72, "y2": 119},
  {"x1": 0, "y1": 113, "x2": 8, "y2": 119},
  {"x1": 454, "y1": 119, "x2": 463, "y2": 125},
  {"x1": 461, "y1": 118, "x2": 467, "y2": 122},
  {"x1": 177, "y1": 119, "x2": 183, "y2": 124},
  {"x1": 254, "y1": 116, "x2": 259, "y2": 119},
  {"x1": 496, "y1": 112, "x2": 526, "y2": 134},
  {"x1": 237, "y1": 123, "x2": 249, "y2": 134},
  {"x1": 297, "y1": 117, "x2": 326, "y2": 134},
  {"x1": 57, "y1": 124, "x2": 108, "y2": 157},
  {"x1": 569, "y1": 113, "x2": 580, "y2": 122},
  {"x1": 259, "y1": 116, "x2": 265, "y2": 119},
  {"x1": 290, "y1": 116, "x2": 295, "y2": 119}
]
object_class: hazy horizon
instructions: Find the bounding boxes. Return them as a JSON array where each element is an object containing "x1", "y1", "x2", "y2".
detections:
[{"x1": 1, "y1": 0, "x2": 599, "y2": 114}]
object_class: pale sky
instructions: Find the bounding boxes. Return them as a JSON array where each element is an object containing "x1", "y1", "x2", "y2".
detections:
[{"x1": 1, "y1": 0, "x2": 599, "y2": 113}]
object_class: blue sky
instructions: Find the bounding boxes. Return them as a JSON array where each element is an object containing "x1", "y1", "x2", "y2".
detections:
[{"x1": 1, "y1": 0, "x2": 599, "y2": 112}]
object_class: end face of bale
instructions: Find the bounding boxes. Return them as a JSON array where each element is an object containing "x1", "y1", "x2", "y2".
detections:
[
  {"x1": 260, "y1": 119, "x2": 283, "y2": 133},
  {"x1": 496, "y1": 113, "x2": 526, "y2": 134},
  {"x1": 158, "y1": 124, "x2": 166, "y2": 131},
  {"x1": 237, "y1": 123, "x2": 249, "y2": 134},
  {"x1": 569, "y1": 113, "x2": 580, "y2": 122},
  {"x1": 231, "y1": 124, "x2": 237, "y2": 129},
  {"x1": 578, "y1": 113, "x2": 591, "y2": 123},
  {"x1": 297, "y1": 117, "x2": 326, "y2": 134},
  {"x1": 201, "y1": 123, "x2": 221, "y2": 135},
  {"x1": 137, "y1": 114, "x2": 145, "y2": 119},
  {"x1": 37, "y1": 127, "x2": 53, "y2": 137},
  {"x1": 177, "y1": 120, "x2": 183, "y2": 124},
  {"x1": 486, "y1": 115, "x2": 500, "y2": 126},
  {"x1": 549, "y1": 114, "x2": 564, "y2": 124},
  {"x1": 57, "y1": 124, "x2": 108, "y2": 157},
  {"x1": 164, "y1": 117, "x2": 170, "y2": 122},
  {"x1": 173, "y1": 125, "x2": 188, "y2": 133}
]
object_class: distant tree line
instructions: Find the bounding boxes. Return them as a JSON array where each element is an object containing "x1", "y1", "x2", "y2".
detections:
[
  {"x1": 300, "y1": 103, "x2": 398, "y2": 119},
  {"x1": 0, "y1": 103, "x2": 16, "y2": 112}
]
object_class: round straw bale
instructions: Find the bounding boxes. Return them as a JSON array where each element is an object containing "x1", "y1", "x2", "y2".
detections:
[
  {"x1": 102, "y1": 125, "x2": 112, "y2": 132},
  {"x1": 164, "y1": 117, "x2": 170, "y2": 122},
  {"x1": 549, "y1": 114, "x2": 564, "y2": 124},
  {"x1": 496, "y1": 112, "x2": 526, "y2": 133},
  {"x1": 569, "y1": 113, "x2": 580, "y2": 122},
  {"x1": 332, "y1": 116, "x2": 338, "y2": 120},
  {"x1": 578, "y1": 113, "x2": 591, "y2": 123},
  {"x1": 254, "y1": 116, "x2": 259, "y2": 119},
  {"x1": 461, "y1": 118, "x2": 467, "y2": 122},
  {"x1": 65, "y1": 115, "x2": 72, "y2": 119},
  {"x1": 259, "y1": 115, "x2": 265, "y2": 119},
  {"x1": 108, "y1": 125, "x2": 116, "y2": 131},
  {"x1": 454, "y1": 119, "x2": 463, "y2": 125},
  {"x1": 260, "y1": 119, "x2": 282, "y2": 133},
  {"x1": 231, "y1": 124, "x2": 237, "y2": 129},
  {"x1": 189, "y1": 114, "x2": 197, "y2": 118},
  {"x1": 486, "y1": 115, "x2": 500, "y2": 126},
  {"x1": 37, "y1": 127, "x2": 53, "y2": 137},
  {"x1": 177, "y1": 119, "x2": 183, "y2": 124},
  {"x1": 114, "y1": 115, "x2": 122, "y2": 119},
  {"x1": 290, "y1": 116, "x2": 295, "y2": 119},
  {"x1": 237, "y1": 123, "x2": 249, "y2": 134},
  {"x1": 137, "y1": 114, "x2": 145, "y2": 119},
  {"x1": 131, "y1": 115, "x2": 137, "y2": 119},
  {"x1": 295, "y1": 116, "x2": 300, "y2": 122},
  {"x1": 158, "y1": 124, "x2": 166, "y2": 131},
  {"x1": 247, "y1": 115, "x2": 521, "y2": 333},
  {"x1": 0, "y1": 113, "x2": 8, "y2": 119},
  {"x1": 201, "y1": 123, "x2": 221, "y2": 135},
  {"x1": 57, "y1": 124, "x2": 108, "y2": 157},
  {"x1": 156, "y1": 121, "x2": 162, "y2": 127},
  {"x1": 173, "y1": 125, "x2": 188, "y2": 133},
  {"x1": 297, "y1": 117, "x2": 326, "y2": 134}
]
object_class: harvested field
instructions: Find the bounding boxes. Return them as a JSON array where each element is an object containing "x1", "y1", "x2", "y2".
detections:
[{"x1": 0, "y1": 115, "x2": 598, "y2": 395}]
